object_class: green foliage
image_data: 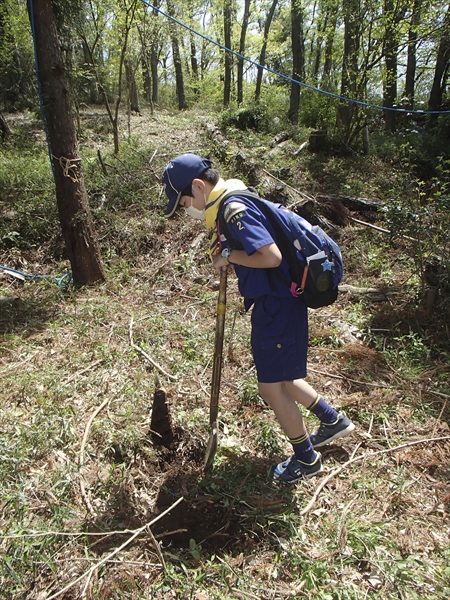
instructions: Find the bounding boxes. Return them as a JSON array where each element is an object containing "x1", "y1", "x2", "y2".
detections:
[
  {"x1": 219, "y1": 103, "x2": 270, "y2": 132},
  {"x1": 0, "y1": 0, "x2": 36, "y2": 110},
  {"x1": 299, "y1": 88, "x2": 338, "y2": 130},
  {"x1": 253, "y1": 420, "x2": 285, "y2": 457},
  {"x1": 0, "y1": 132, "x2": 57, "y2": 249},
  {"x1": 382, "y1": 145, "x2": 450, "y2": 317}
]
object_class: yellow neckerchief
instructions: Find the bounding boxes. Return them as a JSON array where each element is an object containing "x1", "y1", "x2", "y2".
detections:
[{"x1": 205, "y1": 177, "x2": 247, "y2": 257}]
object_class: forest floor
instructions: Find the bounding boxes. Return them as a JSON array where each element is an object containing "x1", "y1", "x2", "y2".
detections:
[{"x1": 0, "y1": 107, "x2": 449, "y2": 600}]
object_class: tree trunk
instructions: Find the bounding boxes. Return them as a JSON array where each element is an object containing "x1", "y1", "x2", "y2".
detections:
[
  {"x1": 288, "y1": 0, "x2": 305, "y2": 125},
  {"x1": 255, "y1": 0, "x2": 279, "y2": 103},
  {"x1": 142, "y1": 54, "x2": 152, "y2": 103},
  {"x1": 190, "y1": 31, "x2": 199, "y2": 97},
  {"x1": 428, "y1": 5, "x2": 450, "y2": 114},
  {"x1": 382, "y1": 0, "x2": 401, "y2": 132},
  {"x1": 313, "y1": 12, "x2": 327, "y2": 80},
  {"x1": 81, "y1": 40, "x2": 100, "y2": 104},
  {"x1": 167, "y1": 0, "x2": 188, "y2": 110},
  {"x1": 338, "y1": 0, "x2": 360, "y2": 136},
  {"x1": 27, "y1": 0, "x2": 105, "y2": 285},
  {"x1": 0, "y1": 112, "x2": 12, "y2": 138},
  {"x1": 322, "y1": 11, "x2": 337, "y2": 86},
  {"x1": 223, "y1": 0, "x2": 233, "y2": 107},
  {"x1": 404, "y1": 0, "x2": 421, "y2": 107},
  {"x1": 149, "y1": 1, "x2": 161, "y2": 104},
  {"x1": 151, "y1": 42, "x2": 159, "y2": 104},
  {"x1": 125, "y1": 58, "x2": 140, "y2": 114},
  {"x1": 237, "y1": 0, "x2": 251, "y2": 105}
]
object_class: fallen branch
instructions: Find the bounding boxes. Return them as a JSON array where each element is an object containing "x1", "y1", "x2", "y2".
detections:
[
  {"x1": 309, "y1": 366, "x2": 450, "y2": 401},
  {"x1": 129, "y1": 317, "x2": 176, "y2": 381},
  {"x1": 2, "y1": 527, "x2": 186, "y2": 541},
  {"x1": 0, "y1": 351, "x2": 40, "y2": 374},
  {"x1": 62, "y1": 359, "x2": 104, "y2": 386},
  {"x1": 147, "y1": 526, "x2": 167, "y2": 572},
  {"x1": 427, "y1": 389, "x2": 450, "y2": 400},
  {"x1": 349, "y1": 216, "x2": 418, "y2": 243},
  {"x1": 262, "y1": 168, "x2": 315, "y2": 204},
  {"x1": 308, "y1": 367, "x2": 390, "y2": 389},
  {"x1": 338, "y1": 283, "x2": 402, "y2": 297},
  {"x1": 46, "y1": 497, "x2": 184, "y2": 600},
  {"x1": 79, "y1": 396, "x2": 111, "y2": 517},
  {"x1": 301, "y1": 435, "x2": 450, "y2": 516}
]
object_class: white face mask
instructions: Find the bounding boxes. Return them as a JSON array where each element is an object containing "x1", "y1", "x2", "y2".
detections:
[
  {"x1": 185, "y1": 197, "x2": 206, "y2": 220},
  {"x1": 186, "y1": 205, "x2": 206, "y2": 220}
]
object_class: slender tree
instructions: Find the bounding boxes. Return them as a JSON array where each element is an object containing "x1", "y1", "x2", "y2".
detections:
[
  {"x1": 167, "y1": 0, "x2": 188, "y2": 109},
  {"x1": 255, "y1": 0, "x2": 279, "y2": 103},
  {"x1": 79, "y1": 0, "x2": 139, "y2": 153},
  {"x1": 428, "y1": 4, "x2": 450, "y2": 114},
  {"x1": 322, "y1": 7, "x2": 338, "y2": 86},
  {"x1": 288, "y1": 0, "x2": 305, "y2": 124},
  {"x1": 237, "y1": 0, "x2": 251, "y2": 105},
  {"x1": 27, "y1": 0, "x2": 105, "y2": 285},
  {"x1": 125, "y1": 57, "x2": 140, "y2": 114},
  {"x1": 404, "y1": 0, "x2": 421, "y2": 107},
  {"x1": 382, "y1": 0, "x2": 406, "y2": 132},
  {"x1": 338, "y1": 0, "x2": 360, "y2": 135},
  {"x1": 223, "y1": 0, "x2": 233, "y2": 106}
]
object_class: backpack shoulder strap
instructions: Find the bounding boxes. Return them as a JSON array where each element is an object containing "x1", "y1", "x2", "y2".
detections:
[
  {"x1": 217, "y1": 189, "x2": 262, "y2": 249},
  {"x1": 217, "y1": 189, "x2": 305, "y2": 293}
]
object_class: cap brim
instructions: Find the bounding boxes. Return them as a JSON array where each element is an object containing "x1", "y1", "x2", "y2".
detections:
[{"x1": 164, "y1": 187, "x2": 182, "y2": 217}]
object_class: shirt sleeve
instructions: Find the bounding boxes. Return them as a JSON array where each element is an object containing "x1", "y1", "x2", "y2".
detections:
[{"x1": 223, "y1": 198, "x2": 275, "y2": 255}]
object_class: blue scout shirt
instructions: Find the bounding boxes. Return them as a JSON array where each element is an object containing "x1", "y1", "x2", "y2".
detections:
[{"x1": 220, "y1": 194, "x2": 294, "y2": 302}]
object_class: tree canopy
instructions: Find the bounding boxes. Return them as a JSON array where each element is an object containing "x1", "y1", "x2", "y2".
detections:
[{"x1": 1, "y1": 0, "x2": 449, "y2": 139}]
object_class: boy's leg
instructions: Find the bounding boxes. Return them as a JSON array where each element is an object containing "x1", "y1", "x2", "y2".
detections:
[
  {"x1": 284, "y1": 379, "x2": 355, "y2": 447},
  {"x1": 258, "y1": 381, "x2": 322, "y2": 483},
  {"x1": 258, "y1": 381, "x2": 308, "y2": 439},
  {"x1": 284, "y1": 379, "x2": 339, "y2": 423}
]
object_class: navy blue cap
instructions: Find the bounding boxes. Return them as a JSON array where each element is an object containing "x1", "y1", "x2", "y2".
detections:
[{"x1": 162, "y1": 154, "x2": 213, "y2": 217}]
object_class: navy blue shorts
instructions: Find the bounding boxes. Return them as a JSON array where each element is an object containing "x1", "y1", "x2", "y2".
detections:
[{"x1": 251, "y1": 295, "x2": 308, "y2": 383}]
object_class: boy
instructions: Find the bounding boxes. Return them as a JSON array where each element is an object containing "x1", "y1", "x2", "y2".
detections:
[{"x1": 162, "y1": 153, "x2": 355, "y2": 483}]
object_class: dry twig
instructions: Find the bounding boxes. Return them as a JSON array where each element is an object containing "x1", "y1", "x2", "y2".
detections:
[
  {"x1": 129, "y1": 317, "x2": 176, "y2": 381},
  {"x1": 301, "y1": 435, "x2": 450, "y2": 516},
  {"x1": 146, "y1": 526, "x2": 167, "y2": 572},
  {"x1": 308, "y1": 366, "x2": 390, "y2": 389},
  {"x1": 348, "y1": 216, "x2": 418, "y2": 243},
  {"x1": 62, "y1": 358, "x2": 104, "y2": 386},
  {"x1": 46, "y1": 497, "x2": 184, "y2": 600},
  {"x1": 79, "y1": 396, "x2": 111, "y2": 517}
]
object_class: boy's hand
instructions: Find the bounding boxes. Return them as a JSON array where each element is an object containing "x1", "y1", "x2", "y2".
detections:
[{"x1": 213, "y1": 254, "x2": 229, "y2": 272}]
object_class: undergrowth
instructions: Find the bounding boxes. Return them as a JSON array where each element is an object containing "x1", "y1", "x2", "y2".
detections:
[{"x1": 0, "y1": 107, "x2": 449, "y2": 599}]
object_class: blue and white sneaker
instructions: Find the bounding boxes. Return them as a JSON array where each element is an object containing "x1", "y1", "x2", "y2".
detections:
[
  {"x1": 309, "y1": 412, "x2": 355, "y2": 448},
  {"x1": 271, "y1": 452, "x2": 323, "y2": 484}
]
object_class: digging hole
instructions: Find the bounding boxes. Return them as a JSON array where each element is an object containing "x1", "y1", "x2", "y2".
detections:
[{"x1": 152, "y1": 471, "x2": 241, "y2": 553}]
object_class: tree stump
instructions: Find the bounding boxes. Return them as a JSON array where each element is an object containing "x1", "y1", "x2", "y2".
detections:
[{"x1": 309, "y1": 130, "x2": 328, "y2": 152}]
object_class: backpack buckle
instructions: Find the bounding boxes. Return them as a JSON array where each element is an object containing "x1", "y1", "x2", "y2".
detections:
[{"x1": 290, "y1": 282, "x2": 303, "y2": 297}]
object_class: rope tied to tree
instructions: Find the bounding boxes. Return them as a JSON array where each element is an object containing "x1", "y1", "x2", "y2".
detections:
[{"x1": 51, "y1": 154, "x2": 81, "y2": 182}]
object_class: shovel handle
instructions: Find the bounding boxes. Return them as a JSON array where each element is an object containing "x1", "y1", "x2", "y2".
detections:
[{"x1": 209, "y1": 266, "x2": 227, "y2": 425}]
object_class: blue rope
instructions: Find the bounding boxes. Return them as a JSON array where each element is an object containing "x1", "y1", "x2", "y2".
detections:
[
  {"x1": 143, "y1": 0, "x2": 450, "y2": 116},
  {"x1": 0, "y1": 266, "x2": 73, "y2": 288}
]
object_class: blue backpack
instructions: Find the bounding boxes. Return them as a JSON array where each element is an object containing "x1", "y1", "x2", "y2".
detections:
[{"x1": 218, "y1": 190, "x2": 343, "y2": 309}]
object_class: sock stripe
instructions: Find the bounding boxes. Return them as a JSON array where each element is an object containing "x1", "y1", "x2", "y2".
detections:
[
  {"x1": 289, "y1": 432, "x2": 308, "y2": 445},
  {"x1": 308, "y1": 393, "x2": 320, "y2": 410}
]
